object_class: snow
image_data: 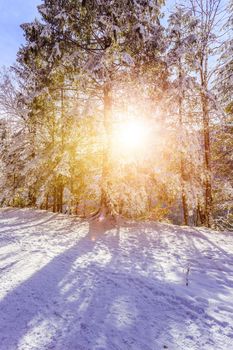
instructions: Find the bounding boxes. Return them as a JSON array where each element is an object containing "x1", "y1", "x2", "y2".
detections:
[{"x1": 0, "y1": 208, "x2": 233, "y2": 350}]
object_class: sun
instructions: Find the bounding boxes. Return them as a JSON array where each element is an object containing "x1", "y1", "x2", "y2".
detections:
[{"x1": 114, "y1": 119, "x2": 149, "y2": 155}]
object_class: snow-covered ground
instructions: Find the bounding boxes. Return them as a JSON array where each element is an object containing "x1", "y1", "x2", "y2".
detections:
[{"x1": 0, "y1": 208, "x2": 233, "y2": 350}]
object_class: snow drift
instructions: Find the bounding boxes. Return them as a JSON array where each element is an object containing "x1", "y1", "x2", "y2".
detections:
[{"x1": 0, "y1": 208, "x2": 232, "y2": 350}]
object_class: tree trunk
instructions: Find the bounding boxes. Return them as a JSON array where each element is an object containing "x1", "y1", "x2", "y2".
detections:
[
  {"x1": 181, "y1": 173, "x2": 189, "y2": 225},
  {"x1": 28, "y1": 118, "x2": 37, "y2": 207},
  {"x1": 56, "y1": 184, "x2": 63, "y2": 213},
  {"x1": 98, "y1": 80, "x2": 114, "y2": 219},
  {"x1": 56, "y1": 187, "x2": 60, "y2": 212},
  {"x1": 178, "y1": 55, "x2": 189, "y2": 226},
  {"x1": 53, "y1": 186, "x2": 57, "y2": 213},
  {"x1": 59, "y1": 185, "x2": 64, "y2": 213},
  {"x1": 61, "y1": 87, "x2": 65, "y2": 150},
  {"x1": 68, "y1": 177, "x2": 73, "y2": 215},
  {"x1": 196, "y1": 199, "x2": 205, "y2": 226},
  {"x1": 45, "y1": 193, "x2": 49, "y2": 210},
  {"x1": 201, "y1": 89, "x2": 212, "y2": 228}
]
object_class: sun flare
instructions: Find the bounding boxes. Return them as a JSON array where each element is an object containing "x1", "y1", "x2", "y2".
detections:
[{"x1": 115, "y1": 120, "x2": 148, "y2": 153}]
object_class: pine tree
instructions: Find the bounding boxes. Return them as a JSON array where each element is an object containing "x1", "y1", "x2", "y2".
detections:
[
  {"x1": 167, "y1": 5, "x2": 199, "y2": 225},
  {"x1": 185, "y1": 0, "x2": 225, "y2": 227},
  {"x1": 16, "y1": 0, "x2": 167, "y2": 220},
  {"x1": 213, "y1": 0, "x2": 233, "y2": 229}
]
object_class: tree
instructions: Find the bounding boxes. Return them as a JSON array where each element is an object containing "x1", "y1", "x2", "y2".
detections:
[
  {"x1": 167, "y1": 5, "x2": 199, "y2": 225},
  {"x1": 187, "y1": 0, "x2": 226, "y2": 227},
  {"x1": 213, "y1": 0, "x2": 233, "y2": 229},
  {"x1": 15, "y1": 0, "x2": 167, "y2": 221}
]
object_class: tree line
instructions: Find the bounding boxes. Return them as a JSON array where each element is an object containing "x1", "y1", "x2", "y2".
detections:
[{"x1": 0, "y1": 0, "x2": 232, "y2": 229}]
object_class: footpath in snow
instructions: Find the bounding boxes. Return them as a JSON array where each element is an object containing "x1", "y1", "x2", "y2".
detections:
[{"x1": 0, "y1": 208, "x2": 233, "y2": 350}]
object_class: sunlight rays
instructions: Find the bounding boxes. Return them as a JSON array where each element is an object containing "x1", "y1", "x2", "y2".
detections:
[
  {"x1": 116, "y1": 120, "x2": 148, "y2": 151},
  {"x1": 113, "y1": 118, "x2": 151, "y2": 160}
]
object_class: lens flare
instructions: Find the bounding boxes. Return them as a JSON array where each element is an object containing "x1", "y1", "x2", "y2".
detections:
[{"x1": 115, "y1": 120, "x2": 148, "y2": 153}]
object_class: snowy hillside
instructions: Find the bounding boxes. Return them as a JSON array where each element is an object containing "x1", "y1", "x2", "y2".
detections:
[{"x1": 0, "y1": 208, "x2": 233, "y2": 350}]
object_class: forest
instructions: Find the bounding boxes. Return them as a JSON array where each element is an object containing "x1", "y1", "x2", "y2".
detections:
[{"x1": 0, "y1": 0, "x2": 232, "y2": 230}]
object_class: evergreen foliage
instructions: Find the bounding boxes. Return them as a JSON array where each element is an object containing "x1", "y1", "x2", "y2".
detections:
[{"x1": 0, "y1": 0, "x2": 232, "y2": 229}]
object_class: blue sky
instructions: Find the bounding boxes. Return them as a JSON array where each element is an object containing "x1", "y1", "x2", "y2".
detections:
[
  {"x1": 0, "y1": 0, "x2": 228, "y2": 68},
  {"x1": 0, "y1": 0, "x2": 41, "y2": 67},
  {"x1": 0, "y1": 0, "x2": 177, "y2": 68}
]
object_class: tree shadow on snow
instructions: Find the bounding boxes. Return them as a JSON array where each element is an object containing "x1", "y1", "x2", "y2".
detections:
[
  {"x1": 0, "y1": 220, "x2": 231, "y2": 349},
  {"x1": 0, "y1": 208, "x2": 60, "y2": 234}
]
